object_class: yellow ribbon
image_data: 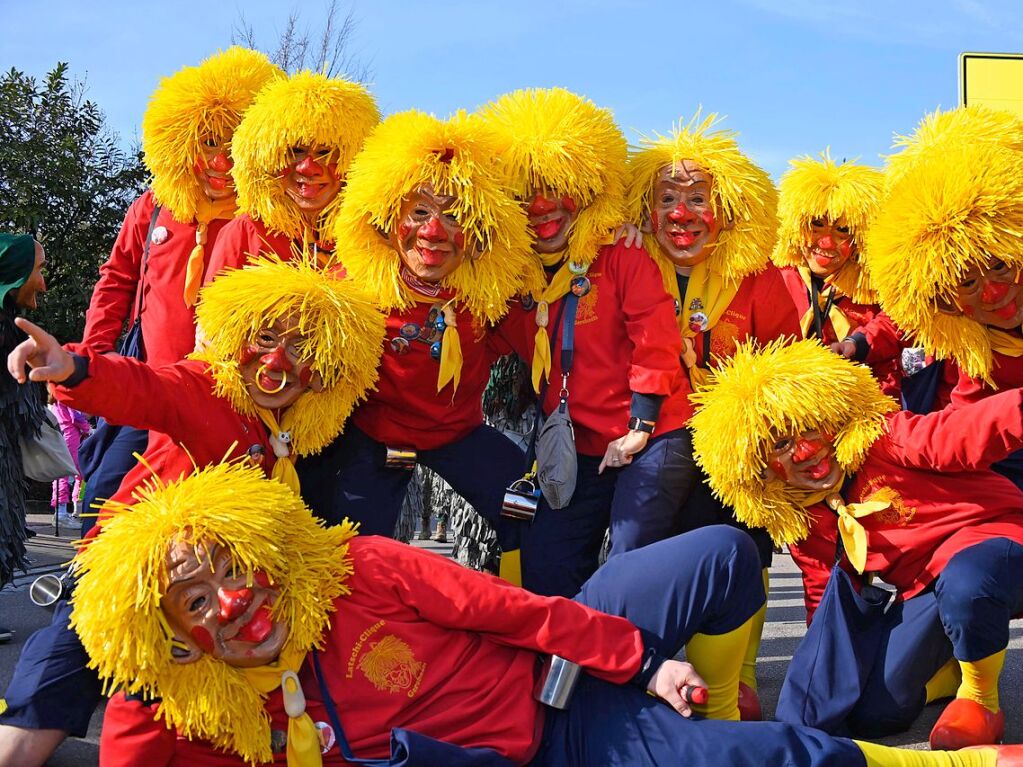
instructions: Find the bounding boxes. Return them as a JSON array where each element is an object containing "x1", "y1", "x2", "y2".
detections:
[
  {"x1": 796, "y1": 267, "x2": 852, "y2": 342},
  {"x1": 437, "y1": 306, "x2": 462, "y2": 394},
  {"x1": 183, "y1": 198, "x2": 237, "y2": 308},
  {"x1": 825, "y1": 492, "x2": 889, "y2": 574},
  {"x1": 656, "y1": 258, "x2": 739, "y2": 391},
  {"x1": 530, "y1": 262, "x2": 578, "y2": 393},
  {"x1": 255, "y1": 406, "x2": 301, "y2": 495},
  {"x1": 987, "y1": 328, "x2": 1023, "y2": 358},
  {"x1": 240, "y1": 646, "x2": 321, "y2": 767}
]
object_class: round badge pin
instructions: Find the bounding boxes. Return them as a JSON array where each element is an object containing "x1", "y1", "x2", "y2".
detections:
[
  {"x1": 568, "y1": 260, "x2": 588, "y2": 276},
  {"x1": 399, "y1": 323, "x2": 420, "y2": 340},
  {"x1": 390, "y1": 337, "x2": 410, "y2": 354},
  {"x1": 570, "y1": 276, "x2": 591, "y2": 297},
  {"x1": 151, "y1": 226, "x2": 169, "y2": 245},
  {"x1": 430, "y1": 341, "x2": 442, "y2": 360}
]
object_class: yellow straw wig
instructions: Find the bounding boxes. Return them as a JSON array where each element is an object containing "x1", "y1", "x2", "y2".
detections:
[
  {"x1": 690, "y1": 339, "x2": 897, "y2": 545},
  {"x1": 480, "y1": 88, "x2": 628, "y2": 267},
  {"x1": 865, "y1": 138, "x2": 1023, "y2": 381},
  {"x1": 231, "y1": 70, "x2": 380, "y2": 237},
  {"x1": 333, "y1": 109, "x2": 541, "y2": 323},
  {"x1": 142, "y1": 47, "x2": 281, "y2": 223},
  {"x1": 192, "y1": 255, "x2": 385, "y2": 454},
  {"x1": 626, "y1": 113, "x2": 778, "y2": 284},
  {"x1": 771, "y1": 152, "x2": 883, "y2": 302},
  {"x1": 70, "y1": 461, "x2": 357, "y2": 765}
]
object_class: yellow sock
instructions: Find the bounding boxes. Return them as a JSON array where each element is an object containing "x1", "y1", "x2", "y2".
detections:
[
  {"x1": 499, "y1": 548, "x2": 522, "y2": 586},
  {"x1": 925, "y1": 657, "x2": 963, "y2": 704},
  {"x1": 958, "y1": 649, "x2": 1005, "y2": 713},
  {"x1": 856, "y1": 740, "x2": 995, "y2": 767},
  {"x1": 685, "y1": 614, "x2": 754, "y2": 720},
  {"x1": 739, "y1": 568, "x2": 770, "y2": 691}
]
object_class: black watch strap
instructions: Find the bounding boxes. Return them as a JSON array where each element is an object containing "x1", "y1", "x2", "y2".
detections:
[{"x1": 627, "y1": 417, "x2": 656, "y2": 434}]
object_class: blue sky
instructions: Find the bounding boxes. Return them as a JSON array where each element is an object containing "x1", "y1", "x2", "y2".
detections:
[{"x1": 4, "y1": 0, "x2": 1023, "y2": 178}]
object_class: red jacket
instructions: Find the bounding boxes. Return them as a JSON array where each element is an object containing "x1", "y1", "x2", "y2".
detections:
[
  {"x1": 352, "y1": 299, "x2": 508, "y2": 450},
  {"x1": 789, "y1": 388, "x2": 1023, "y2": 623},
  {"x1": 81, "y1": 191, "x2": 232, "y2": 369},
  {"x1": 204, "y1": 215, "x2": 295, "y2": 283},
  {"x1": 777, "y1": 267, "x2": 904, "y2": 397},
  {"x1": 950, "y1": 347, "x2": 1023, "y2": 410},
  {"x1": 53, "y1": 349, "x2": 274, "y2": 515},
  {"x1": 506, "y1": 242, "x2": 690, "y2": 455},
  {"x1": 99, "y1": 536, "x2": 646, "y2": 766}
]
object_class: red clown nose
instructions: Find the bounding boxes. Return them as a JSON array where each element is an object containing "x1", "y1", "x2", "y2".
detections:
[
  {"x1": 217, "y1": 587, "x2": 253, "y2": 623},
  {"x1": 208, "y1": 152, "x2": 232, "y2": 172},
  {"x1": 419, "y1": 217, "x2": 448, "y2": 243},
  {"x1": 982, "y1": 280, "x2": 1011, "y2": 304},
  {"x1": 295, "y1": 155, "x2": 323, "y2": 176},
  {"x1": 260, "y1": 345, "x2": 293, "y2": 372},
  {"x1": 667, "y1": 205, "x2": 697, "y2": 224},
  {"x1": 527, "y1": 193, "x2": 558, "y2": 216},
  {"x1": 817, "y1": 235, "x2": 835, "y2": 250},
  {"x1": 792, "y1": 437, "x2": 826, "y2": 463}
]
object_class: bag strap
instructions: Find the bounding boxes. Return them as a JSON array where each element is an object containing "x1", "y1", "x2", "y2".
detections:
[
  {"x1": 809, "y1": 275, "x2": 837, "y2": 342},
  {"x1": 312, "y1": 649, "x2": 390, "y2": 765},
  {"x1": 130, "y1": 202, "x2": 162, "y2": 321}
]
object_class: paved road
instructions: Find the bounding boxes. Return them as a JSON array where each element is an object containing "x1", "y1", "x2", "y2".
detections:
[{"x1": 1, "y1": 517, "x2": 1020, "y2": 765}]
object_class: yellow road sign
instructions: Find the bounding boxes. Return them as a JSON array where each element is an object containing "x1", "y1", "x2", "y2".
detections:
[{"x1": 960, "y1": 52, "x2": 1023, "y2": 117}]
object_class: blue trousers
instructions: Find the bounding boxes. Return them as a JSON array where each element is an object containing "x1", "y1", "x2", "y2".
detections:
[
  {"x1": 301, "y1": 424, "x2": 525, "y2": 544},
  {"x1": 519, "y1": 428, "x2": 694, "y2": 597},
  {"x1": 532, "y1": 526, "x2": 865, "y2": 767},
  {"x1": 77, "y1": 423, "x2": 148, "y2": 535}
]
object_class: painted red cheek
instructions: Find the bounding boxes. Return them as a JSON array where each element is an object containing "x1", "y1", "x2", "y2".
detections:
[
  {"x1": 699, "y1": 210, "x2": 716, "y2": 229},
  {"x1": 298, "y1": 366, "x2": 312, "y2": 387},
  {"x1": 838, "y1": 239, "x2": 853, "y2": 259},
  {"x1": 253, "y1": 570, "x2": 272, "y2": 588},
  {"x1": 561, "y1": 196, "x2": 577, "y2": 214},
  {"x1": 767, "y1": 459, "x2": 788, "y2": 480},
  {"x1": 650, "y1": 210, "x2": 659, "y2": 233},
  {"x1": 453, "y1": 231, "x2": 465, "y2": 249},
  {"x1": 964, "y1": 305, "x2": 975, "y2": 316},
  {"x1": 398, "y1": 222, "x2": 412, "y2": 240},
  {"x1": 239, "y1": 345, "x2": 260, "y2": 365},
  {"x1": 190, "y1": 626, "x2": 215, "y2": 654}
]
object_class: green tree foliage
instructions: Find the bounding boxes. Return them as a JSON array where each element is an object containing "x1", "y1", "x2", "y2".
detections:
[{"x1": 0, "y1": 63, "x2": 146, "y2": 342}]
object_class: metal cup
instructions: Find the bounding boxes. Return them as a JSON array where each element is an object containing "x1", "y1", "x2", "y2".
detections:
[
  {"x1": 501, "y1": 478, "x2": 540, "y2": 521},
  {"x1": 534, "y1": 654, "x2": 582, "y2": 709},
  {"x1": 384, "y1": 447, "x2": 417, "y2": 470},
  {"x1": 30, "y1": 572, "x2": 72, "y2": 608}
]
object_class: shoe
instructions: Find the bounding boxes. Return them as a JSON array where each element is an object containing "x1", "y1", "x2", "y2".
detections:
[
  {"x1": 418, "y1": 527, "x2": 431, "y2": 541},
  {"x1": 431, "y1": 522, "x2": 448, "y2": 544},
  {"x1": 737, "y1": 681, "x2": 763, "y2": 721},
  {"x1": 929, "y1": 697, "x2": 1005, "y2": 750},
  {"x1": 0, "y1": 627, "x2": 13, "y2": 643}
]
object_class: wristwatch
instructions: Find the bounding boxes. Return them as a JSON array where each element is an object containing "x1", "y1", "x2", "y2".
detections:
[{"x1": 627, "y1": 417, "x2": 656, "y2": 434}]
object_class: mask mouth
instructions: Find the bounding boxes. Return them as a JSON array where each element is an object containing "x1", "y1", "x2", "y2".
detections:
[
  {"x1": 667, "y1": 229, "x2": 699, "y2": 248},
  {"x1": 805, "y1": 456, "x2": 832, "y2": 481},
  {"x1": 255, "y1": 364, "x2": 289, "y2": 394},
  {"x1": 532, "y1": 217, "x2": 565, "y2": 240}
]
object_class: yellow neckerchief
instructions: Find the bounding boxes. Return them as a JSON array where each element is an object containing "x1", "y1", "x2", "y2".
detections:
[
  {"x1": 184, "y1": 198, "x2": 238, "y2": 307},
  {"x1": 404, "y1": 286, "x2": 463, "y2": 395},
  {"x1": 795, "y1": 479, "x2": 889, "y2": 574},
  {"x1": 530, "y1": 258, "x2": 579, "y2": 393},
  {"x1": 987, "y1": 328, "x2": 1023, "y2": 358},
  {"x1": 255, "y1": 406, "x2": 301, "y2": 495},
  {"x1": 239, "y1": 645, "x2": 320, "y2": 767},
  {"x1": 796, "y1": 266, "x2": 852, "y2": 342},
  {"x1": 656, "y1": 257, "x2": 739, "y2": 391}
]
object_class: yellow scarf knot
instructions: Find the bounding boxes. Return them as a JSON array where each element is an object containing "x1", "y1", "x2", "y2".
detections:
[
  {"x1": 825, "y1": 491, "x2": 889, "y2": 574},
  {"x1": 255, "y1": 406, "x2": 301, "y2": 495},
  {"x1": 987, "y1": 328, "x2": 1023, "y2": 358},
  {"x1": 184, "y1": 198, "x2": 237, "y2": 307},
  {"x1": 530, "y1": 261, "x2": 583, "y2": 393},
  {"x1": 240, "y1": 647, "x2": 320, "y2": 767}
]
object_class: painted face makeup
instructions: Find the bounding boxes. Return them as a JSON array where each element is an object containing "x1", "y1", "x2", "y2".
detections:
[
  {"x1": 14, "y1": 242, "x2": 46, "y2": 310},
  {"x1": 803, "y1": 216, "x2": 855, "y2": 278},
  {"x1": 238, "y1": 314, "x2": 323, "y2": 410},
  {"x1": 194, "y1": 133, "x2": 236, "y2": 202},
  {"x1": 389, "y1": 184, "x2": 471, "y2": 283},
  {"x1": 280, "y1": 143, "x2": 343, "y2": 219},
  {"x1": 162, "y1": 540, "x2": 288, "y2": 668},
  {"x1": 763, "y1": 429, "x2": 843, "y2": 493},
  {"x1": 945, "y1": 258, "x2": 1023, "y2": 330},
  {"x1": 648, "y1": 161, "x2": 723, "y2": 269},
  {"x1": 523, "y1": 189, "x2": 579, "y2": 255}
]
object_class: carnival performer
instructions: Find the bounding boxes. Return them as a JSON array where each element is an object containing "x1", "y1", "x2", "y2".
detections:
[
  {"x1": 203, "y1": 71, "x2": 379, "y2": 278},
  {"x1": 691, "y1": 339, "x2": 1023, "y2": 749},
  {"x1": 74, "y1": 47, "x2": 280, "y2": 541},
  {"x1": 75, "y1": 462, "x2": 1023, "y2": 767},
  {"x1": 770, "y1": 152, "x2": 905, "y2": 398},
  {"x1": 480, "y1": 87, "x2": 697, "y2": 605},
  {"x1": 0, "y1": 233, "x2": 46, "y2": 644},
  {"x1": 866, "y1": 105, "x2": 1023, "y2": 488},
  {"x1": 300, "y1": 109, "x2": 539, "y2": 568},
  {"x1": 624, "y1": 113, "x2": 802, "y2": 719},
  {"x1": 0, "y1": 257, "x2": 384, "y2": 767}
]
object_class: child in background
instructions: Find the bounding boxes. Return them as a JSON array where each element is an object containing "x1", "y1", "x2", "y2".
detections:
[{"x1": 48, "y1": 396, "x2": 89, "y2": 526}]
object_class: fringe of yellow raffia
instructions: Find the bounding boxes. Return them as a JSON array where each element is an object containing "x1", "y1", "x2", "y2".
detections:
[
  {"x1": 70, "y1": 461, "x2": 358, "y2": 766},
  {"x1": 333, "y1": 109, "x2": 542, "y2": 324},
  {"x1": 689, "y1": 339, "x2": 898, "y2": 546},
  {"x1": 625, "y1": 111, "x2": 778, "y2": 283},
  {"x1": 231, "y1": 71, "x2": 380, "y2": 238},
  {"x1": 142, "y1": 47, "x2": 281, "y2": 224},
  {"x1": 191, "y1": 254, "x2": 386, "y2": 456},
  {"x1": 480, "y1": 87, "x2": 628, "y2": 267},
  {"x1": 865, "y1": 130, "x2": 1023, "y2": 382},
  {"x1": 771, "y1": 151, "x2": 883, "y2": 304}
]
